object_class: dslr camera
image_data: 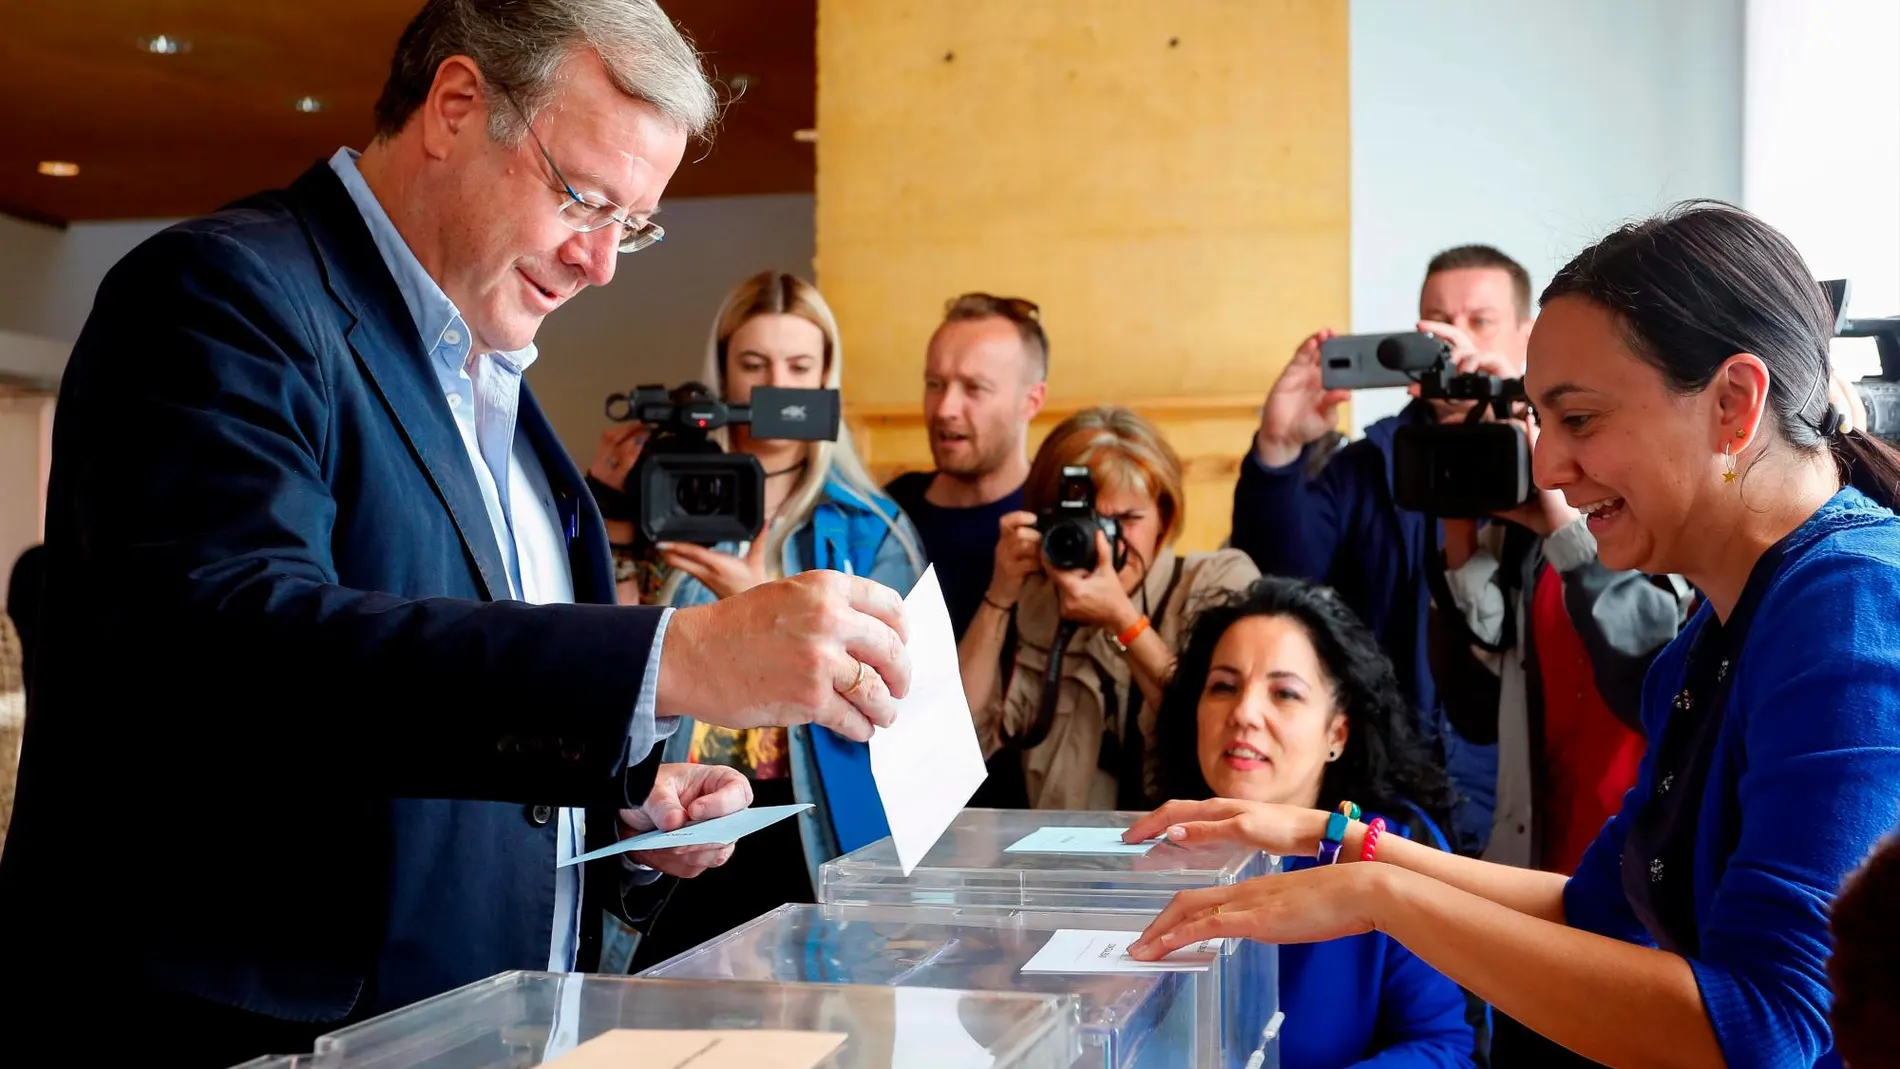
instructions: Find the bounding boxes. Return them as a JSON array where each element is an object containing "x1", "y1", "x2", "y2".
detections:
[
  {"x1": 1321, "y1": 331, "x2": 1531, "y2": 517},
  {"x1": 602, "y1": 381, "x2": 840, "y2": 544},
  {"x1": 1038, "y1": 465, "x2": 1128, "y2": 572},
  {"x1": 1821, "y1": 279, "x2": 1900, "y2": 443}
]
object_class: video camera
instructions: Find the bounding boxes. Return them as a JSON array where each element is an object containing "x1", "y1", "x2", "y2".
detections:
[
  {"x1": 1038, "y1": 465, "x2": 1128, "y2": 572},
  {"x1": 1821, "y1": 279, "x2": 1900, "y2": 443},
  {"x1": 602, "y1": 382, "x2": 840, "y2": 545},
  {"x1": 1320, "y1": 332, "x2": 1531, "y2": 517}
]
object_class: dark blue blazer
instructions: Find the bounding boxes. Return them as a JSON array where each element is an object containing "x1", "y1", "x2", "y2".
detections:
[{"x1": 0, "y1": 164, "x2": 666, "y2": 1037}]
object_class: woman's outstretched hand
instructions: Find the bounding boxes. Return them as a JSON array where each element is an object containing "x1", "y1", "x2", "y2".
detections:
[
  {"x1": 1128, "y1": 864, "x2": 1393, "y2": 961},
  {"x1": 1123, "y1": 797, "x2": 1332, "y2": 858}
]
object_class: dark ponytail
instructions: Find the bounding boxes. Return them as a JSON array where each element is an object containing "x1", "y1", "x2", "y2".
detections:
[{"x1": 1541, "y1": 200, "x2": 1900, "y2": 510}]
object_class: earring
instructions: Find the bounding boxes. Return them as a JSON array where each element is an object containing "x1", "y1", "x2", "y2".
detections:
[
  {"x1": 1327, "y1": 748, "x2": 1342, "y2": 762},
  {"x1": 1723, "y1": 428, "x2": 1744, "y2": 484}
]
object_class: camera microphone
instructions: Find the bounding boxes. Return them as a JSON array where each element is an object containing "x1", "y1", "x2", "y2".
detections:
[{"x1": 1376, "y1": 333, "x2": 1452, "y2": 373}]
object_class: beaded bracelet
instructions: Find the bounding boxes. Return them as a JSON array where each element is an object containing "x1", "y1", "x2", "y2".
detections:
[
  {"x1": 1317, "y1": 810, "x2": 1350, "y2": 865},
  {"x1": 1337, "y1": 800, "x2": 1362, "y2": 823},
  {"x1": 1360, "y1": 816, "x2": 1387, "y2": 863}
]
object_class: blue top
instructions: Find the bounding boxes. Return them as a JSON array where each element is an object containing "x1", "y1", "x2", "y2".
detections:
[
  {"x1": 1564, "y1": 488, "x2": 1900, "y2": 1069},
  {"x1": 885, "y1": 471, "x2": 1026, "y2": 638},
  {"x1": 1230, "y1": 404, "x2": 1498, "y2": 850},
  {"x1": 1273, "y1": 810, "x2": 1476, "y2": 1069}
]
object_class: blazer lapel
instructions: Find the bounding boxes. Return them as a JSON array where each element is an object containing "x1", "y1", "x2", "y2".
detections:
[
  {"x1": 288, "y1": 164, "x2": 510, "y2": 601},
  {"x1": 517, "y1": 387, "x2": 617, "y2": 605}
]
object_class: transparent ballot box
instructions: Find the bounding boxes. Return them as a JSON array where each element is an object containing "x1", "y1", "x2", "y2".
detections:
[
  {"x1": 818, "y1": 809, "x2": 1277, "y2": 915},
  {"x1": 639, "y1": 903, "x2": 1281, "y2": 1069},
  {"x1": 283, "y1": 971, "x2": 1079, "y2": 1069}
]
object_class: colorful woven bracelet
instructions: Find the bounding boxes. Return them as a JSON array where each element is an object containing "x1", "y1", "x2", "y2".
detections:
[
  {"x1": 1337, "y1": 800, "x2": 1362, "y2": 822},
  {"x1": 1360, "y1": 816, "x2": 1388, "y2": 862},
  {"x1": 1317, "y1": 810, "x2": 1350, "y2": 865}
]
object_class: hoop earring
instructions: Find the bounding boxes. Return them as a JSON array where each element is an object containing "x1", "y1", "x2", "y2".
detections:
[{"x1": 1723, "y1": 428, "x2": 1744, "y2": 484}]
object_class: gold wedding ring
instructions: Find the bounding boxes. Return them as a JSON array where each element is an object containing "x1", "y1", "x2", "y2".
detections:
[{"x1": 841, "y1": 660, "x2": 871, "y2": 698}]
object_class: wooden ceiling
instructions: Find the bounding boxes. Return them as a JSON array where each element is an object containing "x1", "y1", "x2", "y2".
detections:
[{"x1": 0, "y1": 1, "x2": 816, "y2": 225}]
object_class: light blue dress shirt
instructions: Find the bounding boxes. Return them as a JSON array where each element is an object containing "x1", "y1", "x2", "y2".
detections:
[{"x1": 329, "y1": 149, "x2": 671, "y2": 973}]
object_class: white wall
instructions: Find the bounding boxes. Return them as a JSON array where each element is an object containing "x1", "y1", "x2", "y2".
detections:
[
  {"x1": 1743, "y1": 0, "x2": 1900, "y2": 381},
  {"x1": 1347, "y1": 0, "x2": 1745, "y2": 431}
]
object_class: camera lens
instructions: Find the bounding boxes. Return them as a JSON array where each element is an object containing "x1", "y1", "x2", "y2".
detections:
[
  {"x1": 675, "y1": 473, "x2": 734, "y2": 516},
  {"x1": 1042, "y1": 519, "x2": 1097, "y2": 571}
]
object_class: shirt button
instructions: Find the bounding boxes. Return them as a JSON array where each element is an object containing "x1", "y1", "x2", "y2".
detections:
[
  {"x1": 443, "y1": 328, "x2": 463, "y2": 346},
  {"x1": 447, "y1": 393, "x2": 461, "y2": 408}
]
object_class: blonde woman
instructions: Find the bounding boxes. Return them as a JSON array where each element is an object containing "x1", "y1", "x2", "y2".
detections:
[
  {"x1": 961, "y1": 407, "x2": 1260, "y2": 810},
  {"x1": 623, "y1": 271, "x2": 923, "y2": 968}
]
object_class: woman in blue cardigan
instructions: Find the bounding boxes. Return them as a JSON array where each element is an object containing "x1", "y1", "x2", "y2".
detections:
[
  {"x1": 1156, "y1": 576, "x2": 1475, "y2": 1068},
  {"x1": 1127, "y1": 203, "x2": 1900, "y2": 1069}
]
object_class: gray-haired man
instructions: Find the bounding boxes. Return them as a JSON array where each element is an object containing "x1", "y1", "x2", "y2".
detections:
[{"x1": 0, "y1": 2, "x2": 909, "y2": 1062}]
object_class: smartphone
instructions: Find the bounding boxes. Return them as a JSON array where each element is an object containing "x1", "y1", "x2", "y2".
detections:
[{"x1": 1319, "y1": 333, "x2": 1423, "y2": 390}]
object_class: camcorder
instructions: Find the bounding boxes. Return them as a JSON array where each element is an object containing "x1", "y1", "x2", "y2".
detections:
[
  {"x1": 1037, "y1": 465, "x2": 1128, "y2": 572},
  {"x1": 1321, "y1": 332, "x2": 1531, "y2": 517},
  {"x1": 1821, "y1": 279, "x2": 1900, "y2": 443},
  {"x1": 601, "y1": 381, "x2": 840, "y2": 545}
]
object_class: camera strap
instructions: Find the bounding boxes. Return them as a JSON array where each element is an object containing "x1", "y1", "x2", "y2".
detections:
[
  {"x1": 1096, "y1": 555, "x2": 1186, "y2": 807},
  {"x1": 1421, "y1": 517, "x2": 1521, "y2": 656},
  {"x1": 1003, "y1": 619, "x2": 1080, "y2": 751}
]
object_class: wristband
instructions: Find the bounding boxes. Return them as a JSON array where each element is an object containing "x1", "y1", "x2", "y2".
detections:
[
  {"x1": 1316, "y1": 810, "x2": 1350, "y2": 865},
  {"x1": 982, "y1": 594, "x2": 1014, "y2": 614},
  {"x1": 1113, "y1": 615, "x2": 1152, "y2": 652},
  {"x1": 1359, "y1": 816, "x2": 1387, "y2": 863},
  {"x1": 1337, "y1": 800, "x2": 1362, "y2": 823}
]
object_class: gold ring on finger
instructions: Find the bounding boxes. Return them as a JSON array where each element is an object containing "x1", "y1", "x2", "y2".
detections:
[{"x1": 841, "y1": 660, "x2": 871, "y2": 698}]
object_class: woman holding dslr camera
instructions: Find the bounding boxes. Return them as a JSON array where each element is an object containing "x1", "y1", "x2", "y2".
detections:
[
  {"x1": 961, "y1": 406, "x2": 1258, "y2": 809},
  {"x1": 1127, "y1": 204, "x2": 1900, "y2": 1069}
]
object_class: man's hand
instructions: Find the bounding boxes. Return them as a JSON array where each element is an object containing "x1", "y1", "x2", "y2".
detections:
[
  {"x1": 1418, "y1": 320, "x2": 1521, "y2": 381},
  {"x1": 617, "y1": 763, "x2": 753, "y2": 878},
  {"x1": 659, "y1": 534, "x2": 771, "y2": 600},
  {"x1": 1828, "y1": 362, "x2": 1867, "y2": 434},
  {"x1": 1255, "y1": 329, "x2": 1351, "y2": 468},
  {"x1": 986, "y1": 511, "x2": 1043, "y2": 608},
  {"x1": 657, "y1": 571, "x2": 911, "y2": 743},
  {"x1": 1048, "y1": 531, "x2": 1141, "y2": 632}
]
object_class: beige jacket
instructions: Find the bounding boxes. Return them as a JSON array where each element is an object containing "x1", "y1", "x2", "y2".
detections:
[{"x1": 978, "y1": 547, "x2": 1260, "y2": 810}]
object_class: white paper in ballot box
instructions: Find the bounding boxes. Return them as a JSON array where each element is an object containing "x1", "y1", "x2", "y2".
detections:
[{"x1": 868, "y1": 566, "x2": 988, "y2": 875}]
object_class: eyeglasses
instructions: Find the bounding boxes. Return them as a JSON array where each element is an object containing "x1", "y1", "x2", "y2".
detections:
[
  {"x1": 504, "y1": 90, "x2": 665, "y2": 253},
  {"x1": 945, "y1": 293, "x2": 1041, "y2": 322}
]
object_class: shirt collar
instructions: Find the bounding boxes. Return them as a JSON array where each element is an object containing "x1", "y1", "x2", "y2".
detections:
[{"x1": 326, "y1": 148, "x2": 538, "y2": 376}]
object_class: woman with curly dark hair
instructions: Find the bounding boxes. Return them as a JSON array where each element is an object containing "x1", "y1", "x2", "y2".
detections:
[{"x1": 1156, "y1": 576, "x2": 1473, "y2": 1069}]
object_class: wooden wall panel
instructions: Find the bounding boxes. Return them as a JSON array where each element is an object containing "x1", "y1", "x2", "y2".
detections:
[{"x1": 818, "y1": 1, "x2": 1349, "y2": 551}]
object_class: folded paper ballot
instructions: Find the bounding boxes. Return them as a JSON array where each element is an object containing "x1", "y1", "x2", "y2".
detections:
[
  {"x1": 868, "y1": 566, "x2": 988, "y2": 875},
  {"x1": 559, "y1": 804, "x2": 813, "y2": 867},
  {"x1": 1019, "y1": 929, "x2": 1225, "y2": 974},
  {"x1": 1003, "y1": 826, "x2": 1161, "y2": 855}
]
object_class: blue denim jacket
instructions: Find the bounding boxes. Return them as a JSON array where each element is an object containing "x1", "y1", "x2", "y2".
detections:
[{"x1": 660, "y1": 476, "x2": 924, "y2": 887}]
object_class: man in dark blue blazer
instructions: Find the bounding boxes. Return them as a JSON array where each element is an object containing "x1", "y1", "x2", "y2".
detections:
[{"x1": 0, "y1": 3, "x2": 911, "y2": 1064}]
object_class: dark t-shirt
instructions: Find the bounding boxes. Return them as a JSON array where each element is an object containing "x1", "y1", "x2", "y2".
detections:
[{"x1": 886, "y1": 471, "x2": 1026, "y2": 639}]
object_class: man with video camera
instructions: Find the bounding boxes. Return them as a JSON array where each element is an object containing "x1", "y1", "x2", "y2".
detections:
[{"x1": 1232, "y1": 246, "x2": 1690, "y2": 862}]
